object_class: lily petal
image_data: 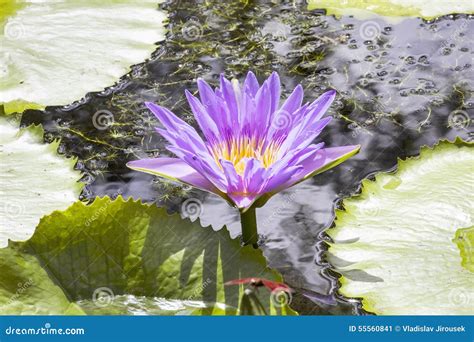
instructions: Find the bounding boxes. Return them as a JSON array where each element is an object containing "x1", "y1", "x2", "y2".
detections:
[
  {"x1": 228, "y1": 194, "x2": 258, "y2": 209},
  {"x1": 243, "y1": 71, "x2": 259, "y2": 97},
  {"x1": 279, "y1": 145, "x2": 361, "y2": 191},
  {"x1": 267, "y1": 71, "x2": 281, "y2": 114},
  {"x1": 280, "y1": 84, "x2": 303, "y2": 116},
  {"x1": 185, "y1": 90, "x2": 220, "y2": 140},
  {"x1": 145, "y1": 102, "x2": 207, "y2": 150},
  {"x1": 127, "y1": 157, "x2": 221, "y2": 195}
]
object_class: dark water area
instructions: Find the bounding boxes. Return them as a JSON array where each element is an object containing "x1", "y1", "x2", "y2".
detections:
[{"x1": 21, "y1": 0, "x2": 473, "y2": 314}]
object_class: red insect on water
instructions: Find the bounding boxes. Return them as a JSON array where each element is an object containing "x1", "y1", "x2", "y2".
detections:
[{"x1": 224, "y1": 277, "x2": 292, "y2": 293}]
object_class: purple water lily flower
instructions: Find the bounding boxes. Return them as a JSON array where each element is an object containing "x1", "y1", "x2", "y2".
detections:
[{"x1": 127, "y1": 71, "x2": 360, "y2": 246}]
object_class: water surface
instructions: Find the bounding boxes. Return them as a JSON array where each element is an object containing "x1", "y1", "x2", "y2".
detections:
[{"x1": 21, "y1": 0, "x2": 473, "y2": 314}]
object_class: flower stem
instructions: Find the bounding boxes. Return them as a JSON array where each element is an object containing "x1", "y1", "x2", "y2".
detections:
[{"x1": 240, "y1": 207, "x2": 258, "y2": 247}]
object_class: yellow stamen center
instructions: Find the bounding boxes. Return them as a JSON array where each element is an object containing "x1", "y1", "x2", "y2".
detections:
[{"x1": 211, "y1": 137, "x2": 280, "y2": 174}]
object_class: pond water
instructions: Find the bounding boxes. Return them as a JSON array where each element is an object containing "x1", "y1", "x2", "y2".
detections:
[{"x1": 21, "y1": 0, "x2": 473, "y2": 314}]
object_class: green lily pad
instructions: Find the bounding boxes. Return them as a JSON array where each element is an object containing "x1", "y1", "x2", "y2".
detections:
[
  {"x1": 0, "y1": 117, "x2": 83, "y2": 248},
  {"x1": 0, "y1": 247, "x2": 85, "y2": 314},
  {"x1": 0, "y1": 197, "x2": 296, "y2": 315},
  {"x1": 0, "y1": 0, "x2": 166, "y2": 114},
  {"x1": 308, "y1": 0, "x2": 474, "y2": 19},
  {"x1": 327, "y1": 140, "x2": 474, "y2": 315}
]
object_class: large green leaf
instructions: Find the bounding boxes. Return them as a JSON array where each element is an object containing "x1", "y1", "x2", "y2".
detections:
[
  {"x1": 327, "y1": 140, "x2": 474, "y2": 315},
  {"x1": 0, "y1": 0, "x2": 166, "y2": 114},
  {"x1": 0, "y1": 117, "x2": 83, "y2": 248},
  {"x1": 0, "y1": 247, "x2": 85, "y2": 314},
  {"x1": 0, "y1": 197, "x2": 296, "y2": 315},
  {"x1": 308, "y1": 0, "x2": 474, "y2": 19}
]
